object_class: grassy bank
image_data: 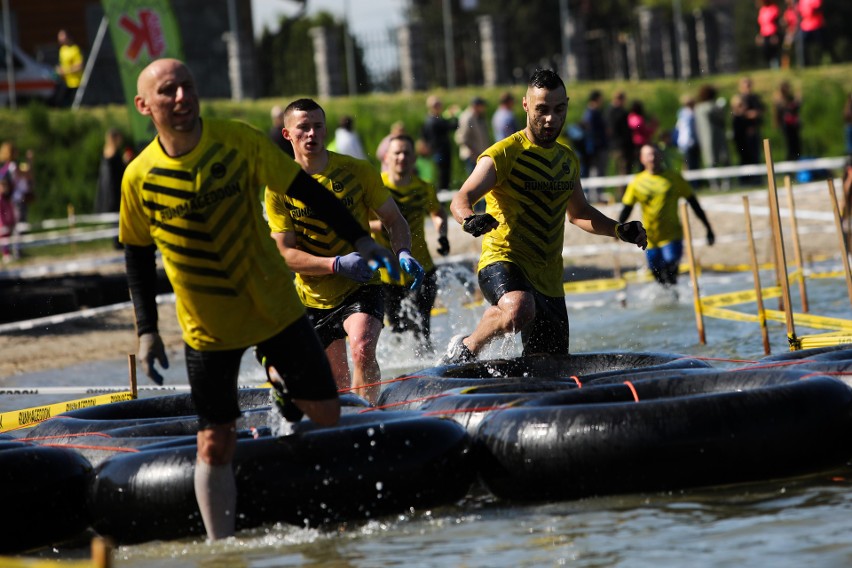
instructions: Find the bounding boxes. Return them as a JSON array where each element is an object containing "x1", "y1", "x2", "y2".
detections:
[{"x1": 1, "y1": 63, "x2": 850, "y2": 224}]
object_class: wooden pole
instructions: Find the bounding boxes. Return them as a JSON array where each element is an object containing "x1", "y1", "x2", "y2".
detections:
[
  {"x1": 681, "y1": 201, "x2": 705, "y2": 344},
  {"x1": 91, "y1": 536, "x2": 113, "y2": 568},
  {"x1": 783, "y1": 175, "x2": 809, "y2": 313},
  {"x1": 827, "y1": 178, "x2": 852, "y2": 306},
  {"x1": 743, "y1": 196, "x2": 771, "y2": 354},
  {"x1": 763, "y1": 139, "x2": 797, "y2": 349},
  {"x1": 128, "y1": 353, "x2": 138, "y2": 399}
]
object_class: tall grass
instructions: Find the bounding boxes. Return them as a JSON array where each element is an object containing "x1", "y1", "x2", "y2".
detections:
[{"x1": 0, "y1": 64, "x2": 849, "y2": 223}]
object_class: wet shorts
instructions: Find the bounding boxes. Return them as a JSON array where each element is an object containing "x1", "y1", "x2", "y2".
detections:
[
  {"x1": 185, "y1": 315, "x2": 337, "y2": 429},
  {"x1": 305, "y1": 285, "x2": 384, "y2": 348},
  {"x1": 478, "y1": 261, "x2": 570, "y2": 356}
]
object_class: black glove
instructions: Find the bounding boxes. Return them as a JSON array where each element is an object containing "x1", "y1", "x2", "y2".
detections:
[
  {"x1": 437, "y1": 235, "x2": 450, "y2": 256},
  {"x1": 707, "y1": 229, "x2": 716, "y2": 246},
  {"x1": 615, "y1": 221, "x2": 647, "y2": 250},
  {"x1": 138, "y1": 332, "x2": 168, "y2": 385},
  {"x1": 462, "y1": 213, "x2": 498, "y2": 237}
]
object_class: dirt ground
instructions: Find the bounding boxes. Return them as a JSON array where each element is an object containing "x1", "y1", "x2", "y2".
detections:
[{"x1": 0, "y1": 180, "x2": 844, "y2": 381}]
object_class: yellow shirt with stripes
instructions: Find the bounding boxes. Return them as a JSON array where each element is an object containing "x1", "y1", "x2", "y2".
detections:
[
  {"x1": 478, "y1": 130, "x2": 580, "y2": 297},
  {"x1": 265, "y1": 151, "x2": 391, "y2": 309},
  {"x1": 119, "y1": 119, "x2": 306, "y2": 352},
  {"x1": 373, "y1": 171, "x2": 440, "y2": 286},
  {"x1": 622, "y1": 169, "x2": 694, "y2": 249}
]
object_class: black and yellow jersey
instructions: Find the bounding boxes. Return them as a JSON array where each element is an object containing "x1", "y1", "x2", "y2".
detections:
[
  {"x1": 622, "y1": 169, "x2": 693, "y2": 249},
  {"x1": 373, "y1": 171, "x2": 440, "y2": 286},
  {"x1": 119, "y1": 119, "x2": 306, "y2": 351},
  {"x1": 265, "y1": 151, "x2": 390, "y2": 309},
  {"x1": 478, "y1": 130, "x2": 580, "y2": 297}
]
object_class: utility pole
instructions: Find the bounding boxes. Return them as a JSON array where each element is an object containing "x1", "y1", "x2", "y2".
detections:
[
  {"x1": 344, "y1": 0, "x2": 357, "y2": 96},
  {"x1": 2, "y1": 0, "x2": 16, "y2": 110},
  {"x1": 442, "y1": 0, "x2": 456, "y2": 89},
  {"x1": 559, "y1": 0, "x2": 571, "y2": 80}
]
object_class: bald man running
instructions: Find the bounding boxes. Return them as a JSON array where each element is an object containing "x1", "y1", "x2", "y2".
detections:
[{"x1": 120, "y1": 58, "x2": 398, "y2": 540}]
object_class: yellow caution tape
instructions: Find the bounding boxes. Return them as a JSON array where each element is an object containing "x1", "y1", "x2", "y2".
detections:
[
  {"x1": 0, "y1": 559, "x2": 99, "y2": 568},
  {"x1": 563, "y1": 278, "x2": 627, "y2": 294},
  {"x1": 700, "y1": 287, "x2": 781, "y2": 308},
  {"x1": 764, "y1": 310, "x2": 852, "y2": 331},
  {"x1": 798, "y1": 331, "x2": 852, "y2": 350},
  {"x1": 0, "y1": 391, "x2": 134, "y2": 433},
  {"x1": 700, "y1": 305, "x2": 763, "y2": 323},
  {"x1": 810, "y1": 270, "x2": 845, "y2": 279}
]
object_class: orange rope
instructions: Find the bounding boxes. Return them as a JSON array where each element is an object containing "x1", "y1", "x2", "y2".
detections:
[
  {"x1": 19, "y1": 432, "x2": 112, "y2": 442},
  {"x1": 337, "y1": 373, "x2": 432, "y2": 394},
  {"x1": 39, "y1": 443, "x2": 140, "y2": 453},
  {"x1": 368, "y1": 392, "x2": 450, "y2": 411},
  {"x1": 623, "y1": 381, "x2": 640, "y2": 402},
  {"x1": 422, "y1": 404, "x2": 513, "y2": 417}
]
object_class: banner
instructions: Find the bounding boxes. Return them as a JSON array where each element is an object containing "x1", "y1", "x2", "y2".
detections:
[{"x1": 101, "y1": 0, "x2": 184, "y2": 148}]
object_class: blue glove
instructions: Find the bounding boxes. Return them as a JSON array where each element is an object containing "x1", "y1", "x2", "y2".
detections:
[
  {"x1": 333, "y1": 252, "x2": 374, "y2": 283},
  {"x1": 354, "y1": 236, "x2": 400, "y2": 281},
  {"x1": 398, "y1": 249, "x2": 424, "y2": 290}
]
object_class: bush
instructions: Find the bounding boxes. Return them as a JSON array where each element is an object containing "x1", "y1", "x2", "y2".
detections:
[{"x1": 0, "y1": 64, "x2": 849, "y2": 224}]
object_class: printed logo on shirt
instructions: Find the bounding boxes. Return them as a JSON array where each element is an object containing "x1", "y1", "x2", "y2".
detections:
[{"x1": 211, "y1": 163, "x2": 227, "y2": 179}]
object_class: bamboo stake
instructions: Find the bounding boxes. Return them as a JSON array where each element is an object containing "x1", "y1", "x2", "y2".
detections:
[
  {"x1": 743, "y1": 196, "x2": 771, "y2": 354},
  {"x1": 92, "y1": 536, "x2": 114, "y2": 568},
  {"x1": 763, "y1": 139, "x2": 797, "y2": 349},
  {"x1": 827, "y1": 178, "x2": 852, "y2": 306},
  {"x1": 783, "y1": 175, "x2": 809, "y2": 313},
  {"x1": 681, "y1": 201, "x2": 705, "y2": 344},
  {"x1": 128, "y1": 353, "x2": 138, "y2": 399}
]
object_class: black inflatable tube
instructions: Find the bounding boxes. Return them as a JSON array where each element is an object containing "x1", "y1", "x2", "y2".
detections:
[
  {"x1": 415, "y1": 370, "x2": 745, "y2": 435},
  {"x1": 87, "y1": 413, "x2": 474, "y2": 544},
  {"x1": 377, "y1": 352, "x2": 710, "y2": 410},
  {"x1": 0, "y1": 445, "x2": 93, "y2": 554},
  {"x1": 475, "y1": 374, "x2": 852, "y2": 502},
  {"x1": 753, "y1": 345, "x2": 852, "y2": 363}
]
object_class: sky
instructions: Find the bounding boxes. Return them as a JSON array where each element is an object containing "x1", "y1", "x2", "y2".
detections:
[{"x1": 250, "y1": 0, "x2": 407, "y2": 38}]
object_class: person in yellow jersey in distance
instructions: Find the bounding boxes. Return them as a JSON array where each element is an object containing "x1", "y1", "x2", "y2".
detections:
[
  {"x1": 619, "y1": 143, "x2": 715, "y2": 291},
  {"x1": 265, "y1": 99, "x2": 423, "y2": 404},
  {"x1": 441, "y1": 68, "x2": 647, "y2": 365},
  {"x1": 371, "y1": 134, "x2": 449, "y2": 356}
]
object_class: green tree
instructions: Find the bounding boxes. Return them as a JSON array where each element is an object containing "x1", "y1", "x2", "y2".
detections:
[{"x1": 256, "y1": 11, "x2": 371, "y2": 98}]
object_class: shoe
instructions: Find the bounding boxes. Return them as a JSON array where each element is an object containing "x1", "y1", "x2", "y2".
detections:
[
  {"x1": 255, "y1": 347, "x2": 304, "y2": 423},
  {"x1": 438, "y1": 334, "x2": 477, "y2": 365}
]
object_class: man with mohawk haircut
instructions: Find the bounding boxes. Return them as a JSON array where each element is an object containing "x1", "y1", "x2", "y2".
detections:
[{"x1": 440, "y1": 68, "x2": 647, "y2": 365}]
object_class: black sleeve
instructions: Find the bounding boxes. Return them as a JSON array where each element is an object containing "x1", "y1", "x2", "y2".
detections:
[
  {"x1": 285, "y1": 169, "x2": 369, "y2": 245},
  {"x1": 686, "y1": 195, "x2": 712, "y2": 230},
  {"x1": 125, "y1": 244, "x2": 159, "y2": 336},
  {"x1": 618, "y1": 204, "x2": 633, "y2": 224}
]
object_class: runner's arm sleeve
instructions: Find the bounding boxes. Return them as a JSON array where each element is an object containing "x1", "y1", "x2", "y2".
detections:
[
  {"x1": 686, "y1": 195, "x2": 712, "y2": 229},
  {"x1": 618, "y1": 204, "x2": 633, "y2": 224},
  {"x1": 285, "y1": 169, "x2": 369, "y2": 245},
  {"x1": 125, "y1": 244, "x2": 159, "y2": 336}
]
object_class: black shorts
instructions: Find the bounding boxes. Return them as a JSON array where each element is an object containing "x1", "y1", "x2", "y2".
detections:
[
  {"x1": 186, "y1": 315, "x2": 337, "y2": 429},
  {"x1": 305, "y1": 285, "x2": 384, "y2": 348},
  {"x1": 478, "y1": 261, "x2": 570, "y2": 356}
]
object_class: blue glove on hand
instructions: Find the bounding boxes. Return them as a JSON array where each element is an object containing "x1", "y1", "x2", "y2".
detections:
[
  {"x1": 354, "y1": 236, "x2": 400, "y2": 281},
  {"x1": 398, "y1": 249, "x2": 424, "y2": 290},
  {"x1": 333, "y1": 252, "x2": 374, "y2": 283}
]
